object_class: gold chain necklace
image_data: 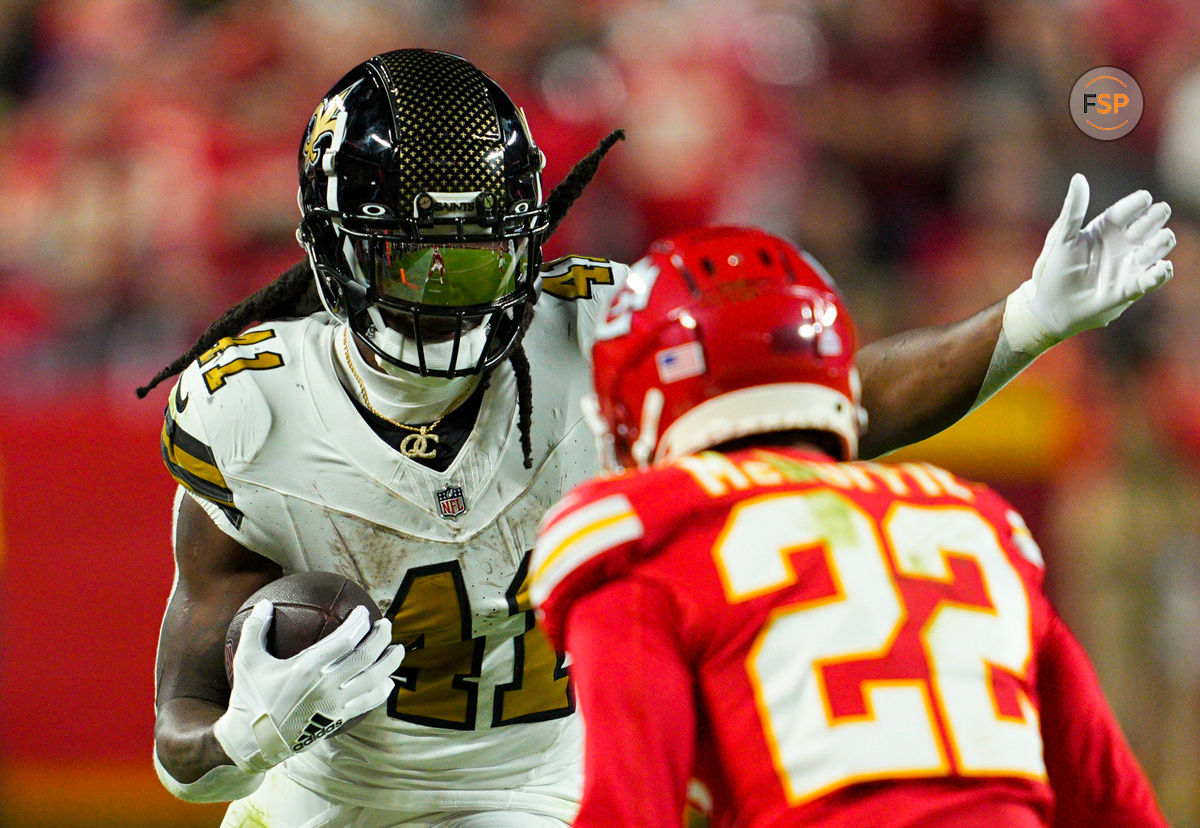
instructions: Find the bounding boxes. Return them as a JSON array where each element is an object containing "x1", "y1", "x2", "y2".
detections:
[{"x1": 342, "y1": 328, "x2": 477, "y2": 460}]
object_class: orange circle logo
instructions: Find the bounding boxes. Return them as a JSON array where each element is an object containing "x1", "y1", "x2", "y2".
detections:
[{"x1": 1070, "y1": 67, "x2": 1143, "y2": 140}]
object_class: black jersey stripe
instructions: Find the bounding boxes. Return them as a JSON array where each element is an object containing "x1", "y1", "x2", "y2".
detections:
[
  {"x1": 160, "y1": 417, "x2": 235, "y2": 507},
  {"x1": 161, "y1": 437, "x2": 235, "y2": 507}
]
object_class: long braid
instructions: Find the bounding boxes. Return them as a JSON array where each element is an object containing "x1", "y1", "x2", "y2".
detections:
[
  {"x1": 135, "y1": 261, "x2": 317, "y2": 398},
  {"x1": 509, "y1": 333, "x2": 535, "y2": 469},
  {"x1": 505, "y1": 128, "x2": 625, "y2": 467},
  {"x1": 544, "y1": 129, "x2": 624, "y2": 238}
]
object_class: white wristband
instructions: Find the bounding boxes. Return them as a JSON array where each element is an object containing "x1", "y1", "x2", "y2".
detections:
[
  {"x1": 1003, "y1": 281, "x2": 1062, "y2": 356},
  {"x1": 213, "y1": 707, "x2": 291, "y2": 773},
  {"x1": 153, "y1": 746, "x2": 264, "y2": 803},
  {"x1": 970, "y1": 290, "x2": 1048, "y2": 412}
]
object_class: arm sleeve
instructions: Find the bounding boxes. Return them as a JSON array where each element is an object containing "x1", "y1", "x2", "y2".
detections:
[
  {"x1": 1038, "y1": 611, "x2": 1168, "y2": 828},
  {"x1": 565, "y1": 574, "x2": 696, "y2": 828}
]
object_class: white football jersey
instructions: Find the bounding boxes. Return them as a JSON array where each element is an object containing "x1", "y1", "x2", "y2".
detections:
[{"x1": 159, "y1": 257, "x2": 628, "y2": 817}]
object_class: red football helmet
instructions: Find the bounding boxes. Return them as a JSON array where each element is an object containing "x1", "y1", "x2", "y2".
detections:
[{"x1": 588, "y1": 226, "x2": 865, "y2": 469}]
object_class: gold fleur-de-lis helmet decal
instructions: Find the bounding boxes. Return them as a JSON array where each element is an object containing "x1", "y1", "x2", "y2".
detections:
[
  {"x1": 303, "y1": 90, "x2": 347, "y2": 170},
  {"x1": 375, "y1": 49, "x2": 506, "y2": 206}
]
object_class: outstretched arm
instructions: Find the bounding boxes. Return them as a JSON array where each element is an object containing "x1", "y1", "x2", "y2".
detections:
[
  {"x1": 857, "y1": 173, "x2": 1175, "y2": 459},
  {"x1": 857, "y1": 302, "x2": 1002, "y2": 459}
]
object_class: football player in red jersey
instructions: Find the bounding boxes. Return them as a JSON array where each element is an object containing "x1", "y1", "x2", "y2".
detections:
[
  {"x1": 530, "y1": 226, "x2": 1168, "y2": 828},
  {"x1": 143, "y1": 47, "x2": 1177, "y2": 826}
]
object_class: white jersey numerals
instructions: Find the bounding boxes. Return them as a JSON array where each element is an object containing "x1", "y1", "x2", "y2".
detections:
[
  {"x1": 885, "y1": 504, "x2": 1043, "y2": 774},
  {"x1": 712, "y1": 491, "x2": 1045, "y2": 805}
]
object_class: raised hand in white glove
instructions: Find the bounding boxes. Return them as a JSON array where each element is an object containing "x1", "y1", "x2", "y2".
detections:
[
  {"x1": 213, "y1": 601, "x2": 405, "y2": 773},
  {"x1": 1007, "y1": 173, "x2": 1176, "y2": 353}
]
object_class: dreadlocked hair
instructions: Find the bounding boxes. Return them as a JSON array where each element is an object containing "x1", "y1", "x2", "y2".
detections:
[
  {"x1": 545, "y1": 129, "x2": 624, "y2": 238},
  {"x1": 135, "y1": 261, "x2": 320, "y2": 398},
  {"x1": 136, "y1": 128, "x2": 625, "y2": 467},
  {"x1": 509, "y1": 326, "x2": 535, "y2": 469},
  {"x1": 505, "y1": 127, "x2": 623, "y2": 469}
]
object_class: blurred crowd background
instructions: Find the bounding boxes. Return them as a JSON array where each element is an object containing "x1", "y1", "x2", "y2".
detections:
[{"x1": 0, "y1": 0, "x2": 1198, "y2": 825}]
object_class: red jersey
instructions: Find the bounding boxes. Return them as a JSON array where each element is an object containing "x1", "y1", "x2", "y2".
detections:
[{"x1": 530, "y1": 448, "x2": 1165, "y2": 828}]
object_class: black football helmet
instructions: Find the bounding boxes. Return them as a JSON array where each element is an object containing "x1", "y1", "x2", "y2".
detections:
[{"x1": 297, "y1": 49, "x2": 549, "y2": 377}]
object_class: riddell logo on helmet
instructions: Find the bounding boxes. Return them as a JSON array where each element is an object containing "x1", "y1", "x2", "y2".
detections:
[{"x1": 595, "y1": 260, "x2": 661, "y2": 341}]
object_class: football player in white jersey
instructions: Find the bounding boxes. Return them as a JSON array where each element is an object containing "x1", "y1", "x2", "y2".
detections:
[{"x1": 143, "y1": 49, "x2": 1175, "y2": 828}]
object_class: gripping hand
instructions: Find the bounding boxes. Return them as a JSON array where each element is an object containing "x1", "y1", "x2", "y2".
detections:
[
  {"x1": 213, "y1": 601, "x2": 405, "y2": 773},
  {"x1": 1008, "y1": 173, "x2": 1175, "y2": 352}
]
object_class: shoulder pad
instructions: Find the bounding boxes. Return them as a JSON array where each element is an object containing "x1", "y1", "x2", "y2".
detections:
[
  {"x1": 160, "y1": 327, "x2": 280, "y2": 513},
  {"x1": 539, "y1": 255, "x2": 622, "y2": 301},
  {"x1": 967, "y1": 482, "x2": 1046, "y2": 571},
  {"x1": 530, "y1": 483, "x2": 645, "y2": 649}
]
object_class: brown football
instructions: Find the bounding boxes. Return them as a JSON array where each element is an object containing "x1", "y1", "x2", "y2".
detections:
[{"x1": 224, "y1": 570, "x2": 384, "y2": 700}]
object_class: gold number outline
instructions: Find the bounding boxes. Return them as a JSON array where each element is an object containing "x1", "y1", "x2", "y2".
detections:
[
  {"x1": 712, "y1": 491, "x2": 1041, "y2": 803},
  {"x1": 385, "y1": 561, "x2": 484, "y2": 730},
  {"x1": 540, "y1": 256, "x2": 617, "y2": 301},
  {"x1": 383, "y1": 557, "x2": 576, "y2": 730},
  {"x1": 199, "y1": 330, "x2": 285, "y2": 393},
  {"x1": 492, "y1": 552, "x2": 574, "y2": 726}
]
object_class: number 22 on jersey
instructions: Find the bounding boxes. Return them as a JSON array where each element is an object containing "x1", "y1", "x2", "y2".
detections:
[{"x1": 712, "y1": 490, "x2": 1045, "y2": 805}]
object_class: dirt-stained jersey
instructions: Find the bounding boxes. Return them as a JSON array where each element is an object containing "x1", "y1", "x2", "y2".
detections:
[
  {"x1": 531, "y1": 448, "x2": 1167, "y2": 828},
  {"x1": 158, "y1": 257, "x2": 626, "y2": 818}
]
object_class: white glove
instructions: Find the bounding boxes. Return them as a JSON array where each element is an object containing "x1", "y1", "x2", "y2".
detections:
[
  {"x1": 1006, "y1": 173, "x2": 1176, "y2": 353},
  {"x1": 213, "y1": 601, "x2": 405, "y2": 773}
]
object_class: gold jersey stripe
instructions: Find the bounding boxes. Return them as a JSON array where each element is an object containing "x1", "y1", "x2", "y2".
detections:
[
  {"x1": 160, "y1": 413, "x2": 228, "y2": 487},
  {"x1": 160, "y1": 422, "x2": 234, "y2": 508},
  {"x1": 533, "y1": 509, "x2": 636, "y2": 582},
  {"x1": 161, "y1": 423, "x2": 228, "y2": 491}
]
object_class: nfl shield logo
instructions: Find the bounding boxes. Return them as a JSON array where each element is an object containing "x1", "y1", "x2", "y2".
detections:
[{"x1": 435, "y1": 485, "x2": 467, "y2": 520}]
